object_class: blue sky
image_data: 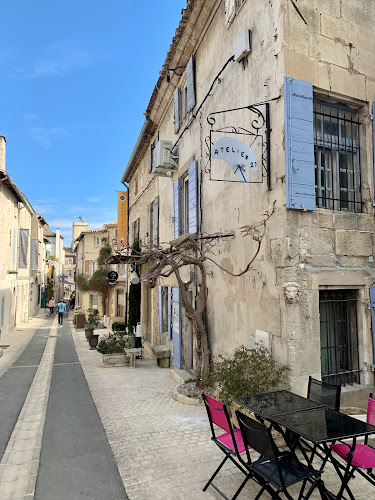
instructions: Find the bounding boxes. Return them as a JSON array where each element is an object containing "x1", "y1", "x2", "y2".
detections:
[{"x1": 0, "y1": 1, "x2": 185, "y2": 246}]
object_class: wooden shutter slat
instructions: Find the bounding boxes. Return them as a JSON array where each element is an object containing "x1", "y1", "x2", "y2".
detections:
[
  {"x1": 173, "y1": 178, "x2": 181, "y2": 238},
  {"x1": 174, "y1": 88, "x2": 181, "y2": 134},
  {"x1": 186, "y1": 56, "x2": 196, "y2": 113},
  {"x1": 147, "y1": 203, "x2": 152, "y2": 248},
  {"x1": 153, "y1": 196, "x2": 159, "y2": 246},
  {"x1": 188, "y1": 160, "x2": 198, "y2": 234},
  {"x1": 148, "y1": 145, "x2": 153, "y2": 173},
  {"x1": 284, "y1": 76, "x2": 316, "y2": 211},
  {"x1": 158, "y1": 286, "x2": 163, "y2": 333}
]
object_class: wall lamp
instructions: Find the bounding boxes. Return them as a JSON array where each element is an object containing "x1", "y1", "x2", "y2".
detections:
[{"x1": 166, "y1": 66, "x2": 186, "y2": 82}]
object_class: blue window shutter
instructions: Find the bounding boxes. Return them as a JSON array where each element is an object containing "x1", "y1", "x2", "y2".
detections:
[
  {"x1": 174, "y1": 88, "x2": 181, "y2": 134},
  {"x1": 370, "y1": 286, "x2": 375, "y2": 369},
  {"x1": 167, "y1": 287, "x2": 172, "y2": 340},
  {"x1": 188, "y1": 160, "x2": 198, "y2": 234},
  {"x1": 158, "y1": 286, "x2": 163, "y2": 332},
  {"x1": 284, "y1": 77, "x2": 316, "y2": 211},
  {"x1": 173, "y1": 178, "x2": 181, "y2": 238},
  {"x1": 171, "y1": 287, "x2": 182, "y2": 368},
  {"x1": 186, "y1": 56, "x2": 196, "y2": 113}
]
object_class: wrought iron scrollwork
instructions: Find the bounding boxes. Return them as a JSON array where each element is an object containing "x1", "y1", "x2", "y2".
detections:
[{"x1": 205, "y1": 102, "x2": 271, "y2": 188}]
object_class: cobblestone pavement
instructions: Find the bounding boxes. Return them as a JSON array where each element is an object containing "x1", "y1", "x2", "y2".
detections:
[{"x1": 72, "y1": 323, "x2": 375, "y2": 500}]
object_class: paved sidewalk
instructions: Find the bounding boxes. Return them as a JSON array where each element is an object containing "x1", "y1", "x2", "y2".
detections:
[{"x1": 72, "y1": 323, "x2": 375, "y2": 500}]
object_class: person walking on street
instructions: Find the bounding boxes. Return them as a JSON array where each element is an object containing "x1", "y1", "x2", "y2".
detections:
[
  {"x1": 48, "y1": 297, "x2": 55, "y2": 315},
  {"x1": 57, "y1": 299, "x2": 66, "y2": 327}
]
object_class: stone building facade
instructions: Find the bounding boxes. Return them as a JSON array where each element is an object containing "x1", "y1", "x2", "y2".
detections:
[{"x1": 121, "y1": 0, "x2": 375, "y2": 404}]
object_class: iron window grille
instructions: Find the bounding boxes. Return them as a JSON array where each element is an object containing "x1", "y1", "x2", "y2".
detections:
[
  {"x1": 313, "y1": 102, "x2": 361, "y2": 212},
  {"x1": 319, "y1": 289, "x2": 360, "y2": 386}
]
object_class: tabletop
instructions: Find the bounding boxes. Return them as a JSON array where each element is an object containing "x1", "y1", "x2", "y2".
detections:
[
  {"x1": 270, "y1": 407, "x2": 375, "y2": 444},
  {"x1": 234, "y1": 390, "x2": 324, "y2": 418}
]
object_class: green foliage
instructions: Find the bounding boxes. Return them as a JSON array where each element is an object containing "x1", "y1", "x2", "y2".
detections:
[
  {"x1": 128, "y1": 239, "x2": 141, "y2": 334},
  {"x1": 84, "y1": 308, "x2": 100, "y2": 329},
  {"x1": 73, "y1": 308, "x2": 85, "y2": 325},
  {"x1": 209, "y1": 344, "x2": 289, "y2": 405},
  {"x1": 97, "y1": 238, "x2": 112, "y2": 266},
  {"x1": 97, "y1": 331, "x2": 127, "y2": 354},
  {"x1": 45, "y1": 282, "x2": 54, "y2": 303},
  {"x1": 76, "y1": 274, "x2": 89, "y2": 292},
  {"x1": 112, "y1": 321, "x2": 126, "y2": 332}
]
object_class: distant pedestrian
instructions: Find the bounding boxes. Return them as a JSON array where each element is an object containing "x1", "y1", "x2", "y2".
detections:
[
  {"x1": 57, "y1": 299, "x2": 66, "y2": 327},
  {"x1": 70, "y1": 294, "x2": 75, "y2": 310},
  {"x1": 48, "y1": 298, "x2": 55, "y2": 315}
]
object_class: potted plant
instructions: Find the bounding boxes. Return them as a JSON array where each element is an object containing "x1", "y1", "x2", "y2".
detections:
[
  {"x1": 84, "y1": 308, "x2": 99, "y2": 341},
  {"x1": 97, "y1": 331, "x2": 128, "y2": 366},
  {"x1": 112, "y1": 321, "x2": 126, "y2": 332},
  {"x1": 73, "y1": 308, "x2": 85, "y2": 328}
]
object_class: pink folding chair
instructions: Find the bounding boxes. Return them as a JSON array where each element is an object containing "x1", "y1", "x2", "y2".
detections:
[
  {"x1": 202, "y1": 394, "x2": 253, "y2": 500},
  {"x1": 330, "y1": 394, "x2": 375, "y2": 491}
]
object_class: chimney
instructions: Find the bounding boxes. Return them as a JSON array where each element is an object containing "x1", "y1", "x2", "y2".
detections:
[{"x1": 0, "y1": 136, "x2": 6, "y2": 172}]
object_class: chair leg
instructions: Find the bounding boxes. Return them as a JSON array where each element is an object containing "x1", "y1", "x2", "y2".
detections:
[
  {"x1": 203, "y1": 454, "x2": 229, "y2": 492},
  {"x1": 231, "y1": 474, "x2": 251, "y2": 500}
]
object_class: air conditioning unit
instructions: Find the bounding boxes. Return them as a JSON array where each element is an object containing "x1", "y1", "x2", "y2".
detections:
[
  {"x1": 234, "y1": 29, "x2": 251, "y2": 62},
  {"x1": 152, "y1": 140, "x2": 178, "y2": 175}
]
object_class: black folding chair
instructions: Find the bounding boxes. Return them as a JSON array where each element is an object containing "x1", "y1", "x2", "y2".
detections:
[
  {"x1": 307, "y1": 376, "x2": 341, "y2": 411},
  {"x1": 202, "y1": 394, "x2": 252, "y2": 500},
  {"x1": 235, "y1": 410, "x2": 326, "y2": 500}
]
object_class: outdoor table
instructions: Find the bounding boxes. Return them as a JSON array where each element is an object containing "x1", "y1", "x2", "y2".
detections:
[
  {"x1": 235, "y1": 391, "x2": 375, "y2": 499},
  {"x1": 235, "y1": 390, "x2": 324, "y2": 417}
]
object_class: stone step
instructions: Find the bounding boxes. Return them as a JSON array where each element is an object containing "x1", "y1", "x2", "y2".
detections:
[{"x1": 169, "y1": 367, "x2": 194, "y2": 384}]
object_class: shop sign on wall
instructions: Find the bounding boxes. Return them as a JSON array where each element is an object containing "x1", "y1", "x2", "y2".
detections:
[{"x1": 211, "y1": 136, "x2": 258, "y2": 182}]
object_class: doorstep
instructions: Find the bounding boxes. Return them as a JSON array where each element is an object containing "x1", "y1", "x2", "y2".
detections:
[{"x1": 169, "y1": 367, "x2": 193, "y2": 384}]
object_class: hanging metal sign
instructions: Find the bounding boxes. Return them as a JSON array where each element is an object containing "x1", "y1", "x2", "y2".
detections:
[
  {"x1": 108, "y1": 271, "x2": 118, "y2": 282},
  {"x1": 211, "y1": 136, "x2": 258, "y2": 182},
  {"x1": 205, "y1": 101, "x2": 271, "y2": 187}
]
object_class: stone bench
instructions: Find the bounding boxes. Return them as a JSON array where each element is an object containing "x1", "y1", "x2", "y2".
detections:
[
  {"x1": 151, "y1": 345, "x2": 171, "y2": 368},
  {"x1": 125, "y1": 348, "x2": 142, "y2": 368}
]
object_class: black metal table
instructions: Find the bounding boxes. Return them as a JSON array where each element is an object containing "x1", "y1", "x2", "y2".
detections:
[
  {"x1": 235, "y1": 390, "x2": 324, "y2": 417},
  {"x1": 234, "y1": 391, "x2": 375, "y2": 499}
]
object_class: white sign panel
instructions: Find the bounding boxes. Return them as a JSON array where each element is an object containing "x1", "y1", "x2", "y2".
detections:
[{"x1": 212, "y1": 136, "x2": 258, "y2": 182}]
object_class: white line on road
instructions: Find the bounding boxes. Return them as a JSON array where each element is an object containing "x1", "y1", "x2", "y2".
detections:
[{"x1": 0, "y1": 316, "x2": 58, "y2": 499}]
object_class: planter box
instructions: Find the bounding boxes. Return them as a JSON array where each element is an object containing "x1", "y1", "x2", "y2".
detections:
[
  {"x1": 103, "y1": 353, "x2": 129, "y2": 367},
  {"x1": 75, "y1": 314, "x2": 85, "y2": 329}
]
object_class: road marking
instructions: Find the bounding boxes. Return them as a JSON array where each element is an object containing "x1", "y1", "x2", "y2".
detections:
[
  {"x1": 0, "y1": 316, "x2": 58, "y2": 498},
  {"x1": 53, "y1": 361, "x2": 81, "y2": 366}
]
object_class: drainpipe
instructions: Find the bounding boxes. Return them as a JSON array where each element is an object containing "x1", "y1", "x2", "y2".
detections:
[{"x1": 121, "y1": 181, "x2": 129, "y2": 328}]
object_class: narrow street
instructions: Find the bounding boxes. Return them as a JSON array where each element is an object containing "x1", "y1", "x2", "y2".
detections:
[
  {"x1": 0, "y1": 313, "x2": 374, "y2": 500},
  {"x1": 0, "y1": 313, "x2": 127, "y2": 500}
]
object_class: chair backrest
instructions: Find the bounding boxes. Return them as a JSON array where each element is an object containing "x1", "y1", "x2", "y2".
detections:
[
  {"x1": 367, "y1": 393, "x2": 375, "y2": 426},
  {"x1": 202, "y1": 394, "x2": 231, "y2": 434},
  {"x1": 235, "y1": 410, "x2": 278, "y2": 465},
  {"x1": 307, "y1": 376, "x2": 341, "y2": 411}
]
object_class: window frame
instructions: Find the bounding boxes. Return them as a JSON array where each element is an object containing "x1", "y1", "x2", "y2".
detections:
[
  {"x1": 313, "y1": 101, "x2": 362, "y2": 213},
  {"x1": 180, "y1": 174, "x2": 189, "y2": 235},
  {"x1": 319, "y1": 288, "x2": 360, "y2": 386}
]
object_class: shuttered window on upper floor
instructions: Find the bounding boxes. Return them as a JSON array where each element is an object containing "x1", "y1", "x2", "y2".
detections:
[
  {"x1": 173, "y1": 160, "x2": 198, "y2": 238},
  {"x1": 173, "y1": 56, "x2": 195, "y2": 135},
  {"x1": 284, "y1": 77, "x2": 363, "y2": 213}
]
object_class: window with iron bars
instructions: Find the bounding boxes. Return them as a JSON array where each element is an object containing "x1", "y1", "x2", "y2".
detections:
[
  {"x1": 319, "y1": 289, "x2": 360, "y2": 386},
  {"x1": 314, "y1": 102, "x2": 361, "y2": 212}
]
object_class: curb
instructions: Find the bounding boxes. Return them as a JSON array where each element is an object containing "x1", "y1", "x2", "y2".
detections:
[{"x1": 172, "y1": 387, "x2": 203, "y2": 406}]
